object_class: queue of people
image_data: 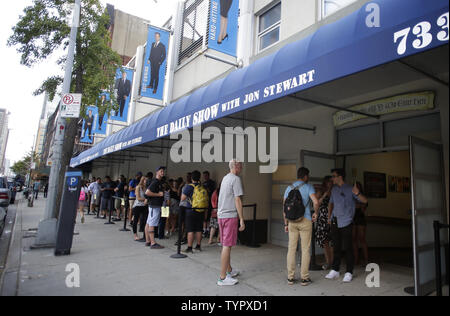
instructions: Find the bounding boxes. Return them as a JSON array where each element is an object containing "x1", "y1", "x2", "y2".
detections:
[{"x1": 75, "y1": 162, "x2": 369, "y2": 287}]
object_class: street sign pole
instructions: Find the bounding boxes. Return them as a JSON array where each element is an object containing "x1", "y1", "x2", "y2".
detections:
[{"x1": 35, "y1": 0, "x2": 81, "y2": 247}]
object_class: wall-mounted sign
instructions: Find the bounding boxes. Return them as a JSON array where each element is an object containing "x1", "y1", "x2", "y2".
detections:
[
  {"x1": 364, "y1": 172, "x2": 387, "y2": 199},
  {"x1": 111, "y1": 68, "x2": 133, "y2": 122},
  {"x1": 61, "y1": 93, "x2": 82, "y2": 118},
  {"x1": 208, "y1": 0, "x2": 240, "y2": 57},
  {"x1": 333, "y1": 91, "x2": 435, "y2": 127},
  {"x1": 140, "y1": 26, "x2": 169, "y2": 101},
  {"x1": 388, "y1": 176, "x2": 411, "y2": 193},
  {"x1": 80, "y1": 106, "x2": 97, "y2": 144}
]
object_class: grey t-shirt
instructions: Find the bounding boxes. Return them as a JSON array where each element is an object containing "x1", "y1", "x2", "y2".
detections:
[{"x1": 218, "y1": 173, "x2": 244, "y2": 219}]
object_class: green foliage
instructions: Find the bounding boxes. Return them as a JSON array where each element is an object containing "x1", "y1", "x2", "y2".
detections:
[
  {"x1": 10, "y1": 150, "x2": 40, "y2": 177},
  {"x1": 33, "y1": 76, "x2": 64, "y2": 101},
  {"x1": 8, "y1": 0, "x2": 122, "y2": 117}
]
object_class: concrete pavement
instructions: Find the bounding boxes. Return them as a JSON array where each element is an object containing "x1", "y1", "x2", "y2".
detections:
[{"x1": 0, "y1": 196, "x2": 416, "y2": 296}]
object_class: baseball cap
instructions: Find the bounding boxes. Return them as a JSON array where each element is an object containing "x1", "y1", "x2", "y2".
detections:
[
  {"x1": 156, "y1": 166, "x2": 166, "y2": 172},
  {"x1": 136, "y1": 172, "x2": 143, "y2": 177}
]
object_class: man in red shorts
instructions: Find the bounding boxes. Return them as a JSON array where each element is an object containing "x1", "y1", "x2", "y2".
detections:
[{"x1": 217, "y1": 159, "x2": 246, "y2": 286}]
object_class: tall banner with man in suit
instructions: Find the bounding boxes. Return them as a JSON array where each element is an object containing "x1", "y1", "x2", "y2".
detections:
[
  {"x1": 111, "y1": 68, "x2": 133, "y2": 122},
  {"x1": 93, "y1": 93, "x2": 109, "y2": 135},
  {"x1": 80, "y1": 106, "x2": 97, "y2": 144},
  {"x1": 140, "y1": 26, "x2": 170, "y2": 101},
  {"x1": 208, "y1": 0, "x2": 239, "y2": 56}
]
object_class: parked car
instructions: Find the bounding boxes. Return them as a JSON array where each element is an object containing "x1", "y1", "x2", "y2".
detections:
[
  {"x1": 0, "y1": 177, "x2": 11, "y2": 208},
  {"x1": 0, "y1": 207, "x2": 6, "y2": 234}
]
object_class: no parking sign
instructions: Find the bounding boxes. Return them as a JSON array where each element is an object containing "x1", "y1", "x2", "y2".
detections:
[{"x1": 61, "y1": 93, "x2": 82, "y2": 118}]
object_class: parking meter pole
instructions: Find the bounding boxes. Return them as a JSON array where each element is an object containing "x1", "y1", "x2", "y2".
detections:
[{"x1": 55, "y1": 169, "x2": 82, "y2": 256}]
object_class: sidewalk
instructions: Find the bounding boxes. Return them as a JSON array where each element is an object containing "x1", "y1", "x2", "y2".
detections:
[{"x1": 1, "y1": 197, "x2": 414, "y2": 296}]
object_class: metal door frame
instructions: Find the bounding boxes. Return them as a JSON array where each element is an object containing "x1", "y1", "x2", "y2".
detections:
[{"x1": 409, "y1": 136, "x2": 448, "y2": 296}]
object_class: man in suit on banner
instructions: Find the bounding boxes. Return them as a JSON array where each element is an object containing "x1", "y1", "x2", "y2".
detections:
[
  {"x1": 146, "y1": 32, "x2": 166, "y2": 95},
  {"x1": 115, "y1": 71, "x2": 131, "y2": 117},
  {"x1": 83, "y1": 109, "x2": 94, "y2": 142}
]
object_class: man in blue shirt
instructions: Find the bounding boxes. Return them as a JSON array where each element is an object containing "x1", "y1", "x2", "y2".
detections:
[
  {"x1": 283, "y1": 167, "x2": 319, "y2": 286},
  {"x1": 325, "y1": 168, "x2": 368, "y2": 283}
]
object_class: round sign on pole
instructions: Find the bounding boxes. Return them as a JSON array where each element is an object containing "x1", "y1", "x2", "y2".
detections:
[{"x1": 61, "y1": 93, "x2": 82, "y2": 118}]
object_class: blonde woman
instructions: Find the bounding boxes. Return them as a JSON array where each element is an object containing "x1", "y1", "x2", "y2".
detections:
[{"x1": 132, "y1": 176, "x2": 148, "y2": 241}]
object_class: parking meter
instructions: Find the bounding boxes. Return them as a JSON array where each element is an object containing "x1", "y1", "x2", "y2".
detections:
[{"x1": 55, "y1": 169, "x2": 82, "y2": 256}]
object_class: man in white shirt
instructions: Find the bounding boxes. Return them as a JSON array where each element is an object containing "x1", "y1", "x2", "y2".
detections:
[
  {"x1": 88, "y1": 177, "x2": 102, "y2": 215},
  {"x1": 217, "y1": 159, "x2": 246, "y2": 286}
]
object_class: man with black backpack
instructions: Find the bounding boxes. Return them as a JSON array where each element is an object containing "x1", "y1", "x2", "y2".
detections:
[{"x1": 283, "y1": 167, "x2": 319, "y2": 286}]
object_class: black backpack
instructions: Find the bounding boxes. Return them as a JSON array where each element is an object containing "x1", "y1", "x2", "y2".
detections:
[{"x1": 284, "y1": 183, "x2": 306, "y2": 221}]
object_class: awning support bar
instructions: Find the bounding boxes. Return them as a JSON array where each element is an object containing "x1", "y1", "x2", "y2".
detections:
[
  {"x1": 397, "y1": 60, "x2": 449, "y2": 87},
  {"x1": 289, "y1": 95, "x2": 380, "y2": 119},
  {"x1": 223, "y1": 116, "x2": 316, "y2": 132}
]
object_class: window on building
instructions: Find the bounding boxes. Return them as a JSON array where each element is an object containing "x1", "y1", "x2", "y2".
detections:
[
  {"x1": 321, "y1": 0, "x2": 357, "y2": 19},
  {"x1": 257, "y1": 2, "x2": 281, "y2": 52},
  {"x1": 178, "y1": 0, "x2": 210, "y2": 65}
]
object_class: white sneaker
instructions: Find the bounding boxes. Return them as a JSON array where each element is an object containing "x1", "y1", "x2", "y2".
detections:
[
  {"x1": 343, "y1": 273, "x2": 353, "y2": 283},
  {"x1": 218, "y1": 276, "x2": 239, "y2": 286},
  {"x1": 325, "y1": 270, "x2": 340, "y2": 280},
  {"x1": 227, "y1": 269, "x2": 240, "y2": 278}
]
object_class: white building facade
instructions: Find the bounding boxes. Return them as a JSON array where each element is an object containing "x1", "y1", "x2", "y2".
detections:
[{"x1": 72, "y1": 0, "x2": 449, "y2": 296}]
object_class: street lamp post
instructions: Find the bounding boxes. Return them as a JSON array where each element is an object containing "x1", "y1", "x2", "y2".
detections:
[{"x1": 35, "y1": 0, "x2": 81, "y2": 247}]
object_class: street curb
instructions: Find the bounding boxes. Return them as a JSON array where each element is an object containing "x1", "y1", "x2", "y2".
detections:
[
  {"x1": 0, "y1": 204, "x2": 17, "y2": 273},
  {"x1": 0, "y1": 200, "x2": 22, "y2": 296}
]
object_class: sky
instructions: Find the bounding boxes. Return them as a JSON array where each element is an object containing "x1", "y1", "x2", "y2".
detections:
[{"x1": 1, "y1": 0, "x2": 178, "y2": 167}]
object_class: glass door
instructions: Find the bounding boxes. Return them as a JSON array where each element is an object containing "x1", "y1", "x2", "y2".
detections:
[{"x1": 410, "y1": 136, "x2": 448, "y2": 296}]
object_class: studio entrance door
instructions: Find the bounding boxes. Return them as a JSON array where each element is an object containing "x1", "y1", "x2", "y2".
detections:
[{"x1": 409, "y1": 136, "x2": 448, "y2": 296}]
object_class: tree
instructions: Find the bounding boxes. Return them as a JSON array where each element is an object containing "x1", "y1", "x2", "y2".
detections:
[
  {"x1": 10, "y1": 150, "x2": 40, "y2": 178},
  {"x1": 8, "y1": 0, "x2": 122, "y2": 216}
]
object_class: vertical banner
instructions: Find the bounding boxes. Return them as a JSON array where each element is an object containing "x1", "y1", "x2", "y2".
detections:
[
  {"x1": 140, "y1": 26, "x2": 170, "y2": 100},
  {"x1": 80, "y1": 106, "x2": 97, "y2": 144},
  {"x1": 111, "y1": 68, "x2": 133, "y2": 122},
  {"x1": 93, "y1": 93, "x2": 109, "y2": 135},
  {"x1": 208, "y1": 0, "x2": 239, "y2": 56}
]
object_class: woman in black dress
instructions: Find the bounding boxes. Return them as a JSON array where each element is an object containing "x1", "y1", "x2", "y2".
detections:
[
  {"x1": 353, "y1": 182, "x2": 369, "y2": 266},
  {"x1": 218, "y1": 0, "x2": 233, "y2": 44},
  {"x1": 315, "y1": 176, "x2": 334, "y2": 270}
]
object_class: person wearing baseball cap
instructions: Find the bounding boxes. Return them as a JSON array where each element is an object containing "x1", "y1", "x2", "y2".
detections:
[{"x1": 145, "y1": 166, "x2": 166, "y2": 249}]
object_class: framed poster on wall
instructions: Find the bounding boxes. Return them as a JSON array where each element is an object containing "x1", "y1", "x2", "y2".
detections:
[{"x1": 364, "y1": 172, "x2": 387, "y2": 198}]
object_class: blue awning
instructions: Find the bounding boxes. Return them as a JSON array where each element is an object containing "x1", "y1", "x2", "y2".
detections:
[{"x1": 71, "y1": 0, "x2": 449, "y2": 167}]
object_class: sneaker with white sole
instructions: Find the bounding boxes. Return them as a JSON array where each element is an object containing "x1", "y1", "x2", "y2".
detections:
[
  {"x1": 325, "y1": 270, "x2": 340, "y2": 280},
  {"x1": 227, "y1": 269, "x2": 240, "y2": 278},
  {"x1": 343, "y1": 273, "x2": 353, "y2": 283},
  {"x1": 218, "y1": 276, "x2": 239, "y2": 286}
]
